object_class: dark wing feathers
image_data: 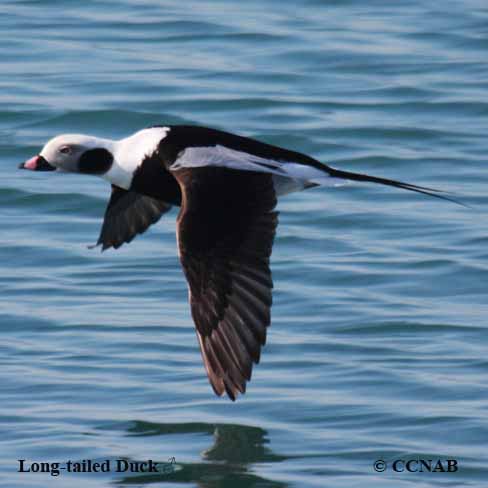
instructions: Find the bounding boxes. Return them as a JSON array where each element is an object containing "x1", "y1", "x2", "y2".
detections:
[
  {"x1": 175, "y1": 167, "x2": 278, "y2": 400},
  {"x1": 94, "y1": 185, "x2": 172, "y2": 251}
]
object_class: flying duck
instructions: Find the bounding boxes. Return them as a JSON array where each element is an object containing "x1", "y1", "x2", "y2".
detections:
[{"x1": 19, "y1": 125, "x2": 458, "y2": 400}]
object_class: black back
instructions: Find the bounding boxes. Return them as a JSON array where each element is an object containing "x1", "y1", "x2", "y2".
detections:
[{"x1": 153, "y1": 125, "x2": 327, "y2": 171}]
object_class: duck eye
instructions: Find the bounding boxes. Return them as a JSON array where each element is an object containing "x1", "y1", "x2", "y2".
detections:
[{"x1": 59, "y1": 146, "x2": 72, "y2": 155}]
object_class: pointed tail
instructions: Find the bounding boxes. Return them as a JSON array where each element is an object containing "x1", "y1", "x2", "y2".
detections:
[{"x1": 325, "y1": 166, "x2": 467, "y2": 208}]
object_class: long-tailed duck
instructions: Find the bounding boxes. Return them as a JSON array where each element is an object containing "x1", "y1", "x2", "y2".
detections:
[{"x1": 19, "y1": 125, "x2": 460, "y2": 400}]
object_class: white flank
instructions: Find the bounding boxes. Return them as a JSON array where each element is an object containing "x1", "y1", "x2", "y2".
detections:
[
  {"x1": 170, "y1": 145, "x2": 340, "y2": 193},
  {"x1": 103, "y1": 127, "x2": 170, "y2": 189}
]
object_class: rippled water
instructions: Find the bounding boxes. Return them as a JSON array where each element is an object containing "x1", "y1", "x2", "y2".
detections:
[{"x1": 2, "y1": 1, "x2": 488, "y2": 487}]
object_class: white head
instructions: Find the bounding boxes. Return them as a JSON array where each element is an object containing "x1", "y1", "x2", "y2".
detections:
[
  {"x1": 19, "y1": 127, "x2": 169, "y2": 190},
  {"x1": 43, "y1": 134, "x2": 116, "y2": 173},
  {"x1": 20, "y1": 133, "x2": 115, "y2": 174}
]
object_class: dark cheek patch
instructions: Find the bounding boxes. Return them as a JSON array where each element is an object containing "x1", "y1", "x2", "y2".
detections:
[{"x1": 78, "y1": 148, "x2": 113, "y2": 174}]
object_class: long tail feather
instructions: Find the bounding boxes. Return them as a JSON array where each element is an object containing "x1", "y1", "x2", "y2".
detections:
[{"x1": 327, "y1": 167, "x2": 468, "y2": 208}]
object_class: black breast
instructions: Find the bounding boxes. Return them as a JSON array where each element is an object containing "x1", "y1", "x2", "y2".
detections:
[{"x1": 130, "y1": 152, "x2": 182, "y2": 205}]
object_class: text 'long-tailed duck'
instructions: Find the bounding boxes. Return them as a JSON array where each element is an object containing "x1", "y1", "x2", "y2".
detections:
[{"x1": 19, "y1": 125, "x2": 462, "y2": 400}]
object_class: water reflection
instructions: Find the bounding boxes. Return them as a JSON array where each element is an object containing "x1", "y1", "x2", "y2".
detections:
[{"x1": 115, "y1": 421, "x2": 289, "y2": 487}]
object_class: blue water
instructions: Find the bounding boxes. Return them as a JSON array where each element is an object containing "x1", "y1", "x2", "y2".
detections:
[{"x1": 2, "y1": 1, "x2": 488, "y2": 486}]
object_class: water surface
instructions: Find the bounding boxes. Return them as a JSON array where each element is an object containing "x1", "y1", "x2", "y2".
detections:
[{"x1": 1, "y1": 1, "x2": 488, "y2": 487}]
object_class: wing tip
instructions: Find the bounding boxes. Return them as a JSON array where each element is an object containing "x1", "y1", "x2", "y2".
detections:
[{"x1": 212, "y1": 380, "x2": 245, "y2": 402}]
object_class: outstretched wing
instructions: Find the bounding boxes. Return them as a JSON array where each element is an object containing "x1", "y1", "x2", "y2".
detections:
[
  {"x1": 174, "y1": 167, "x2": 278, "y2": 400},
  {"x1": 94, "y1": 185, "x2": 172, "y2": 251}
]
